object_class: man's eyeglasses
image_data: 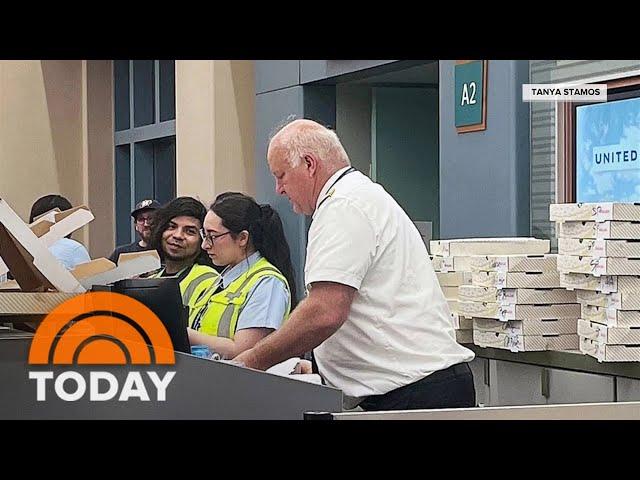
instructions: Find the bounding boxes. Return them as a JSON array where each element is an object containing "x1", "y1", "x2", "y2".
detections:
[
  {"x1": 135, "y1": 216, "x2": 153, "y2": 225},
  {"x1": 200, "y1": 229, "x2": 232, "y2": 245}
]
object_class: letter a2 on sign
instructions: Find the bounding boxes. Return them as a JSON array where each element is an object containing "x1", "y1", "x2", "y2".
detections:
[{"x1": 455, "y1": 60, "x2": 488, "y2": 133}]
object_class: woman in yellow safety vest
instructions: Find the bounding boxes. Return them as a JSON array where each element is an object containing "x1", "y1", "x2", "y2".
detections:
[{"x1": 187, "y1": 192, "x2": 298, "y2": 359}]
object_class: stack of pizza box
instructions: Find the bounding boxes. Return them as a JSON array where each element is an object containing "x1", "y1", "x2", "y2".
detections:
[
  {"x1": 430, "y1": 242, "x2": 474, "y2": 344},
  {"x1": 430, "y1": 238, "x2": 574, "y2": 351},
  {"x1": 0, "y1": 197, "x2": 160, "y2": 324},
  {"x1": 552, "y1": 202, "x2": 640, "y2": 362},
  {"x1": 432, "y1": 238, "x2": 580, "y2": 352}
]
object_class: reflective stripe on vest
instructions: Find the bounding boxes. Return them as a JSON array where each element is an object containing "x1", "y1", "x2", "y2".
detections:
[
  {"x1": 189, "y1": 257, "x2": 290, "y2": 339},
  {"x1": 180, "y1": 266, "x2": 219, "y2": 306},
  {"x1": 149, "y1": 264, "x2": 219, "y2": 306}
]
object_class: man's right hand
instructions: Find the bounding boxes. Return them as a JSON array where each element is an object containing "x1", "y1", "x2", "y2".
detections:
[{"x1": 292, "y1": 359, "x2": 312, "y2": 374}]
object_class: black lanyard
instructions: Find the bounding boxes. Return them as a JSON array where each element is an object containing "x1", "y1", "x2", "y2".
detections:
[{"x1": 317, "y1": 167, "x2": 356, "y2": 210}]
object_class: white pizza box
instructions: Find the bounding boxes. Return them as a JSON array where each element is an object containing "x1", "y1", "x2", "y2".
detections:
[
  {"x1": 581, "y1": 305, "x2": 640, "y2": 328},
  {"x1": 578, "y1": 319, "x2": 640, "y2": 345},
  {"x1": 576, "y1": 289, "x2": 640, "y2": 310},
  {"x1": 436, "y1": 271, "x2": 473, "y2": 287},
  {"x1": 473, "y1": 329, "x2": 579, "y2": 352},
  {"x1": 550, "y1": 202, "x2": 640, "y2": 222},
  {"x1": 455, "y1": 329, "x2": 473, "y2": 344},
  {"x1": 558, "y1": 273, "x2": 640, "y2": 294},
  {"x1": 559, "y1": 220, "x2": 640, "y2": 240},
  {"x1": 440, "y1": 256, "x2": 474, "y2": 273},
  {"x1": 0, "y1": 291, "x2": 79, "y2": 315},
  {"x1": 558, "y1": 221, "x2": 598, "y2": 239},
  {"x1": 429, "y1": 238, "x2": 550, "y2": 257},
  {"x1": 29, "y1": 205, "x2": 94, "y2": 247},
  {"x1": 467, "y1": 254, "x2": 557, "y2": 273},
  {"x1": 459, "y1": 301, "x2": 580, "y2": 321},
  {"x1": 558, "y1": 238, "x2": 640, "y2": 258},
  {"x1": 431, "y1": 256, "x2": 444, "y2": 271},
  {"x1": 458, "y1": 285, "x2": 576, "y2": 305},
  {"x1": 441, "y1": 285, "x2": 461, "y2": 300},
  {"x1": 473, "y1": 317, "x2": 577, "y2": 335},
  {"x1": 0, "y1": 198, "x2": 85, "y2": 293},
  {"x1": 472, "y1": 271, "x2": 561, "y2": 289},
  {"x1": 580, "y1": 336, "x2": 640, "y2": 362},
  {"x1": 71, "y1": 251, "x2": 161, "y2": 290},
  {"x1": 453, "y1": 315, "x2": 473, "y2": 330},
  {"x1": 0, "y1": 205, "x2": 94, "y2": 277},
  {"x1": 558, "y1": 255, "x2": 640, "y2": 276}
]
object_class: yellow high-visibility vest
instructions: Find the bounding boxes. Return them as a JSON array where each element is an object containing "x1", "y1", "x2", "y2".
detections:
[
  {"x1": 149, "y1": 263, "x2": 219, "y2": 307},
  {"x1": 188, "y1": 257, "x2": 290, "y2": 339}
]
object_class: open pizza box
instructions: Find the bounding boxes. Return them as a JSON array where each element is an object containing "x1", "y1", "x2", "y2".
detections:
[{"x1": 0, "y1": 197, "x2": 160, "y2": 317}]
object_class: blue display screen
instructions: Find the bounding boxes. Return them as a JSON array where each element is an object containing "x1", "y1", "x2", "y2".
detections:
[{"x1": 576, "y1": 97, "x2": 640, "y2": 202}]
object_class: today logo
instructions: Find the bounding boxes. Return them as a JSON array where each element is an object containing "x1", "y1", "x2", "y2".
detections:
[{"x1": 28, "y1": 292, "x2": 176, "y2": 402}]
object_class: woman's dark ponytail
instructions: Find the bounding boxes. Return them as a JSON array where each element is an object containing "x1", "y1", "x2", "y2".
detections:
[{"x1": 211, "y1": 193, "x2": 298, "y2": 307}]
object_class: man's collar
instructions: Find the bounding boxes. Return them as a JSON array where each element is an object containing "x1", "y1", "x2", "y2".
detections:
[{"x1": 314, "y1": 166, "x2": 352, "y2": 211}]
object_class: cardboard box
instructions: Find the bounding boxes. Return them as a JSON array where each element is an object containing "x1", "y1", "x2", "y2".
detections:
[
  {"x1": 473, "y1": 317, "x2": 577, "y2": 335},
  {"x1": 578, "y1": 319, "x2": 640, "y2": 345},
  {"x1": 473, "y1": 329, "x2": 579, "y2": 352},
  {"x1": 580, "y1": 336, "x2": 640, "y2": 362},
  {"x1": 472, "y1": 271, "x2": 561, "y2": 289},
  {"x1": 577, "y1": 289, "x2": 640, "y2": 310},
  {"x1": 459, "y1": 301, "x2": 580, "y2": 321},
  {"x1": 558, "y1": 221, "x2": 598, "y2": 239},
  {"x1": 430, "y1": 256, "x2": 444, "y2": 271},
  {"x1": 0, "y1": 292, "x2": 78, "y2": 315},
  {"x1": 607, "y1": 291, "x2": 640, "y2": 310},
  {"x1": 440, "y1": 256, "x2": 474, "y2": 273},
  {"x1": 550, "y1": 202, "x2": 640, "y2": 222},
  {"x1": 596, "y1": 221, "x2": 640, "y2": 240},
  {"x1": 576, "y1": 290, "x2": 607, "y2": 307},
  {"x1": 31, "y1": 206, "x2": 94, "y2": 247},
  {"x1": 458, "y1": 285, "x2": 576, "y2": 305},
  {"x1": 0, "y1": 198, "x2": 85, "y2": 293},
  {"x1": 559, "y1": 238, "x2": 640, "y2": 258},
  {"x1": 558, "y1": 255, "x2": 640, "y2": 277},
  {"x1": 455, "y1": 329, "x2": 473, "y2": 344},
  {"x1": 600, "y1": 275, "x2": 640, "y2": 294},
  {"x1": 560, "y1": 273, "x2": 617, "y2": 292},
  {"x1": 454, "y1": 316, "x2": 473, "y2": 330},
  {"x1": 559, "y1": 220, "x2": 640, "y2": 241},
  {"x1": 581, "y1": 305, "x2": 640, "y2": 328},
  {"x1": 72, "y1": 251, "x2": 161, "y2": 290},
  {"x1": 436, "y1": 271, "x2": 473, "y2": 287},
  {"x1": 447, "y1": 299, "x2": 458, "y2": 314},
  {"x1": 429, "y1": 238, "x2": 550, "y2": 257},
  {"x1": 0, "y1": 279, "x2": 20, "y2": 291},
  {"x1": 468, "y1": 254, "x2": 557, "y2": 273},
  {"x1": 440, "y1": 285, "x2": 460, "y2": 300}
]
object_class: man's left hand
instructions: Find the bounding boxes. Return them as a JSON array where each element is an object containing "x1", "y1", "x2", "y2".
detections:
[{"x1": 233, "y1": 348, "x2": 261, "y2": 370}]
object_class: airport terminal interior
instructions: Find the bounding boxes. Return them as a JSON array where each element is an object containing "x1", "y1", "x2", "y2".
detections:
[{"x1": 2, "y1": 60, "x2": 640, "y2": 419}]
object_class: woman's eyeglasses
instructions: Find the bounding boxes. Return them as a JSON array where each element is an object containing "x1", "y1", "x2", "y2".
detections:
[{"x1": 199, "y1": 229, "x2": 232, "y2": 245}]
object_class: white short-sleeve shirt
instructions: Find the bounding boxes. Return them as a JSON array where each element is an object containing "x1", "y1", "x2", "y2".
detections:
[{"x1": 306, "y1": 167, "x2": 474, "y2": 400}]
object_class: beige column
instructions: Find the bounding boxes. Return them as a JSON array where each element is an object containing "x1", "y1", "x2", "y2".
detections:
[
  {"x1": 82, "y1": 60, "x2": 114, "y2": 258},
  {"x1": 0, "y1": 60, "x2": 115, "y2": 259},
  {"x1": 0, "y1": 60, "x2": 83, "y2": 222},
  {"x1": 175, "y1": 60, "x2": 255, "y2": 207}
]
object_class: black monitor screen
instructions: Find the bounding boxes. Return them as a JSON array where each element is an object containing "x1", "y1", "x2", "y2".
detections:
[{"x1": 101, "y1": 277, "x2": 191, "y2": 355}]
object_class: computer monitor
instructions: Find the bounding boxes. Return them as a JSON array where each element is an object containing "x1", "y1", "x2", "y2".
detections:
[{"x1": 93, "y1": 277, "x2": 191, "y2": 354}]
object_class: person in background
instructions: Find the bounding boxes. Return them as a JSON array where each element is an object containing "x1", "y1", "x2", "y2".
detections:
[
  {"x1": 187, "y1": 192, "x2": 296, "y2": 360},
  {"x1": 147, "y1": 196, "x2": 219, "y2": 309},
  {"x1": 29, "y1": 194, "x2": 91, "y2": 270},
  {"x1": 108, "y1": 199, "x2": 160, "y2": 264}
]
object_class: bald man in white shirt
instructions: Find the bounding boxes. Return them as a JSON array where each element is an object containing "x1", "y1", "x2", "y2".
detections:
[{"x1": 235, "y1": 119, "x2": 475, "y2": 411}]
